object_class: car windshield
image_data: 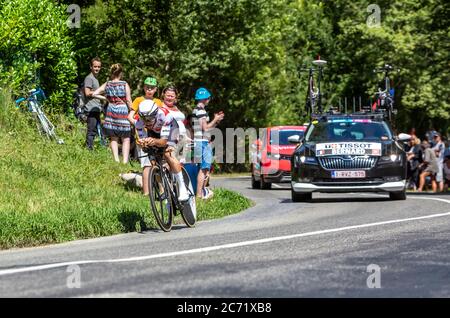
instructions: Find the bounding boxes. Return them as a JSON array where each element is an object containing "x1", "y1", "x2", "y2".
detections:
[
  {"x1": 305, "y1": 120, "x2": 392, "y2": 142},
  {"x1": 270, "y1": 130, "x2": 305, "y2": 145}
]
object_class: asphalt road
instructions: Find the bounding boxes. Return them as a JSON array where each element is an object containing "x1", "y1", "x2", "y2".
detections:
[{"x1": 0, "y1": 176, "x2": 449, "y2": 298}]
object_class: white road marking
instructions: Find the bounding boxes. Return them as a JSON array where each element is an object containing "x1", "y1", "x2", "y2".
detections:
[
  {"x1": 0, "y1": 197, "x2": 449, "y2": 277},
  {"x1": 407, "y1": 196, "x2": 450, "y2": 205}
]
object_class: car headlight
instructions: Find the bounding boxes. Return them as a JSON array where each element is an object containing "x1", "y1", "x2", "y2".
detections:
[
  {"x1": 296, "y1": 155, "x2": 317, "y2": 165},
  {"x1": 380, "y1": 154, "x2": 401, "y2": 162}
]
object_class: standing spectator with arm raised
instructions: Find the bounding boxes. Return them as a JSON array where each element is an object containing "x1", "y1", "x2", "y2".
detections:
[{"x1": 192, "y1": 87, "x2": 224, "y2": 199}]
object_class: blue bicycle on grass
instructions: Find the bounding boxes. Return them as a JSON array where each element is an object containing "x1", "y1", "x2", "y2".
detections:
[{"x1": 15, "y1": 88, "x2": 64, "y2": 144}]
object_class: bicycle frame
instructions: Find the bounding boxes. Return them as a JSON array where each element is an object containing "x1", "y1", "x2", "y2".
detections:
[
  {"x1": 152, "y1": 151, "x2": 185, "y2": 212},
  {"x1": 15, "y1": 88, "x2": 64, "y2": 144},
  {"x1": 373, "y1": 64, "x2": 398, "y2": 122},
  {"x1": 301, "y1": 58, "x2": 327, "y2": 116}
]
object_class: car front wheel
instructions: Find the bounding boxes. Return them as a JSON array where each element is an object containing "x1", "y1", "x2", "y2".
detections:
[
  {"x1": 251, "y1": 173, "x2": 261, "y2": 189},
  {"x1": 389, "y1": 190, "x2": 406, "y2": 200},
  {"x1": 260, "y1": 176, "x2": 272, "y2": 190}
]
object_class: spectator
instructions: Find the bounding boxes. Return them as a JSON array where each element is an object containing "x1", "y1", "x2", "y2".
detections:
[
  {"x1": 128, "y1": 76, "x2": 163, "y2": 195},
  {"x1": 418, "y1": 140, "x2": 438, "y2": 192},
  {"x1": 432, "y1": 132, "x2": 445, "y2": 192},
  {"x1": 182, "y1": 114, "x2": 199, "y2": 195},
  {"x1": 83, "y1": 57, "x2": 103, "y2": 150},
  {"x1": 93, "y1": 63, "x2": 132, "y2": 163},
  {"x1": 161, "y1": 85, "x2": 188, "y2": 154},
  {"x1": 444, "y1": 155, "x2": 450, "y2": 192},
  {"x1": 425, "y1": 129, "x2": 438, "y2": 147},
  {"x1": 408, "y1": 127, "x2": 417, "y2": 140},
  {"x1": 192, "y1": 87, "x2": 224, "y2": 199},
  {"x1": 406, "y1": 137, "x2": 422, "y2": 190}
]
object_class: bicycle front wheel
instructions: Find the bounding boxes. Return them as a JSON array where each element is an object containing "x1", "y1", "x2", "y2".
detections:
[
  {"x1": 179, "y1": 167, "x2": 197, "y2": 227},
  {"x1": 148, "y1": 165, "x2": 173, "y2": 232}
]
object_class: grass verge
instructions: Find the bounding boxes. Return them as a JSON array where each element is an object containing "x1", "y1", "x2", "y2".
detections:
[{"x1": 0, "y1": 87, "x2": 252, "y2": 249}]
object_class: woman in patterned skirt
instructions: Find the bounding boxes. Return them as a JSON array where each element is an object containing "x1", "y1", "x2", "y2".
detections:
[{"x1": 93, "y1": 64, "x2": 132, "y2": 163}]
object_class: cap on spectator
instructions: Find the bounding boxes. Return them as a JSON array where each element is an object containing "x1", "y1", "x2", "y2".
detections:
[
  {"x1": 433, "y1": 132, "x2": 441, "y2": 137},
  {"x1": 195, "y1": 87, "x2": 211, "y2": 100},
  {"x1": 144, "y1": 77, "x2": 158, "y2": 86}
]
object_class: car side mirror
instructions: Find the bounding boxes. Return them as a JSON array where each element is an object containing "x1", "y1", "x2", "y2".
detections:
[
  {"x1": 288, "y1": 135, "x2": 301, "y2": 144},
  {"x1": 397, "y1": 133, "x2": 411, "y2": 142}
]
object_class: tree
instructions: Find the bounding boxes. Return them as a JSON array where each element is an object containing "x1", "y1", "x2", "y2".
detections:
[{"x1": 323, "y1": 0, "x2": 450, "y2": 134}]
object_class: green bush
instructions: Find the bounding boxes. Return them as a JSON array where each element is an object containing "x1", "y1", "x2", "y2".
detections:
[{"x1": 0, "y1": 0, "x2": 77, "y2": 112}]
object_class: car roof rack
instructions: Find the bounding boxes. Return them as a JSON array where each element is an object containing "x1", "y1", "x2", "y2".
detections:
[{"x1": 311, "y1": 110, "x2": 388, "y2": 122}]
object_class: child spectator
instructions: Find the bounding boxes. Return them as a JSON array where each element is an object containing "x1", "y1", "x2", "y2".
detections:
[
  {"x1": 128, "y1": 76, "x2": 163, "y2": 195},
  {"x1": 192, "y1": 87, "x2": 224, "y2": 199}
]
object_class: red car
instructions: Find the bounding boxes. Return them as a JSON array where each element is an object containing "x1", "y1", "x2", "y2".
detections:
[{"x1": 251, "y1": 125, "x2": 307, "y2": 189}]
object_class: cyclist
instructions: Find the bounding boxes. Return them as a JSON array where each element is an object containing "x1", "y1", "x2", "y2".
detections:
[
  {"x1": 136, "y1": 99, "x2": 189, "y2": 202},
  {"x1": 128, "y1": 76, "x2": 163, "y2": 195}
]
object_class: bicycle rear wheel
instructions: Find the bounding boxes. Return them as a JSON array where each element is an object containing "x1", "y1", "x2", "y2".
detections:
[
  {"x1": 149, "y1": 165, "x2": 173, "y2": 232},
  {"x1": 178, "y1": 167, "x2": 197, "y2": 227}
]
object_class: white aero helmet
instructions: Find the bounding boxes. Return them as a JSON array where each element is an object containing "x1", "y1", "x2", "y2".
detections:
[{"x1": 138, "y1": 100, "x2": 159, "y2": 120}]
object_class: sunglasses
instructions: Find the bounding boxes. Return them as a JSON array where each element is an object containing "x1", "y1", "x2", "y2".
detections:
[{"x1": 145, "y1": 86, "x2": 157, "y2": 90}]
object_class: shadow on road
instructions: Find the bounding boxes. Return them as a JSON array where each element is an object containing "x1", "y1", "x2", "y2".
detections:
[
  {"x1": 244, "y1": 187, "x2": 290, "y2": 191},
  {"x1": 278, "y1": 197, "x2": 391, "y2": 204},
  {"x1": 139, "y1": 224, "x2": 191, "y2": 234}
]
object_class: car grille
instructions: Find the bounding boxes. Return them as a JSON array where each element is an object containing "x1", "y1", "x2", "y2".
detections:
[{"x1": 318, "y1": 156, "x2": 378, "y2": 170}]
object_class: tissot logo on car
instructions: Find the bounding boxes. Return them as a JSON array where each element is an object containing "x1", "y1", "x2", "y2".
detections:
[{"x1": 316, "y1": 142, "x2": 381, "y2": 156}]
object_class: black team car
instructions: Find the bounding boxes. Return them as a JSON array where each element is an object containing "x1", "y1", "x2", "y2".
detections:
[{"x1": 289, "y1": 113, "x2": 410, "y2": 202}]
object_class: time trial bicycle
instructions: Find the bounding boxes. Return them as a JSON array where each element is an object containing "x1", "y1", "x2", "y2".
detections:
[
  {"x1": 144, "y1": 146, "x2": 196, "y2": 232},
  {"x1": 372, "y1": 64, "x2": 399, "y2": 122},
  {"x1": 300, "y1": 58, "x2": 327, "y2": 116}
]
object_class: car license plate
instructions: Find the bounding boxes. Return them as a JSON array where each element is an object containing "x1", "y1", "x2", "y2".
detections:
[{"x1": 331, "y1": 170, "x2": 366, "y2": 178}]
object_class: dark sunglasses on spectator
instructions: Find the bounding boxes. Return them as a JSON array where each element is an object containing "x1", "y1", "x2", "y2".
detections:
[{"x1": 146, "y1": 86, "x2": 157, "y2": 90}]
